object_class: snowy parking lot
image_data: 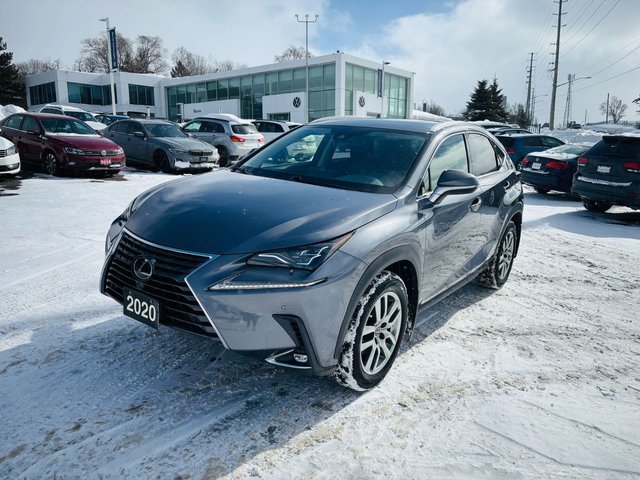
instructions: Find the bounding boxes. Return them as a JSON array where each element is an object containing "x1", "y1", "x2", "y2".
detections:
[{"x1": 1, "y1": 169, "x2": 639, "y2": 479}]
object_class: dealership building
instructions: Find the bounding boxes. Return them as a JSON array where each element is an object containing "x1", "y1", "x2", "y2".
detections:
[{"x1": 25, "y1": 53, "x2": 414, "y2": 123}]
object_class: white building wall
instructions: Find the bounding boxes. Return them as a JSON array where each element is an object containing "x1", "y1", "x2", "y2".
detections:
[
  {"x1": 353, "y1": 91, "x2": 383, "y2": 117},
  {"x1": 262, "y1": 92, "x2": 306, "y2": 123},
  {"x1": 181, "y1": 99, "x2": 240, "y2": 120}
]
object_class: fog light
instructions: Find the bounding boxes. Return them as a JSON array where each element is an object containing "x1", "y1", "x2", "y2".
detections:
[{"x1": 293, "y1": 353, "x2": 308, "y2": 363}]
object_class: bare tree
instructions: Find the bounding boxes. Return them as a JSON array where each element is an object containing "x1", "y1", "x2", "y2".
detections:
[
  {"x1": 599, "y1": 95, "x2": 627, "y2": 123},
  {"x1": 425, "y1": 100, "x2": 446, "y2": 117},
  {"x1": 133, "y1": 35, "x2": 168, "y2": 74},
  {"x1": 274, "y1": 45, "x2": 312, "y2": 63},
  {"x1": 211, "y1": 59, "x2": 246, "y2": 72},
  {"x1": 76, "y1": 32, "x2": 133, "y2": 73},
  {"x1": 171, "y1": 47, "x2": 213, "y2": 77}
]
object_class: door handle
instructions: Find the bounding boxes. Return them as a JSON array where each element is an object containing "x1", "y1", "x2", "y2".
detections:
[{"x1": 470, "y1": 197, "x2": 482, "y2": 212}]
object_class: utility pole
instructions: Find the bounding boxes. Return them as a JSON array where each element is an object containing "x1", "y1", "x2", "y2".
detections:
[
  {"x1": 99, "y1": 17, "x2": 117, "y2": 115},
  {"x1": 525, "y1": 52, "x2": 535, "y2": 126},
  {"x1": 295, "y1": 13, "x2": 319, "y2": 123},
  {"x1": 549, "y1": 0, "x2": 564, "y2": 130},
  {"x1": 605, "y1": 93, "x2": 610, "y2": 123}
]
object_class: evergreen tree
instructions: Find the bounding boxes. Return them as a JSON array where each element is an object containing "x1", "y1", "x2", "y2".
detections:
[
  {"x1": 487, "y1": 78, "x2": 508, "y2": 122},
  {"x1": 170, "y1": 60, "x2": 189, "y2": 78},
  {"x1": 463, "y1": 79, "x2": 491, "y2": 121},
  {"x1": 0, "y1": 37, "x2": 24, "y2": 105}
]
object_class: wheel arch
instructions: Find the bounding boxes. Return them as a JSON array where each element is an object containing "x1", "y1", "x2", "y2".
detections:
[{"x1": 332, "y1": 245, "x2": 421, "y2": 361}]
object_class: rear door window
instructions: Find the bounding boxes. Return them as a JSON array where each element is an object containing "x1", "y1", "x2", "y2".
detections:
[
  {"x1": 541, "y1": 136, "x2": 564, "y2": 148},
  {"x1": 467, "y1": 133, "x2": 499, "y2": 176},
  {"x1": 22, "y1": 116, "x2": 40, "y2": 133},
  {"x1": 3, "y1": 114, "x2": 24, "y2": 129},
  {"x1": 183, "y1": 121, "x2": 201, "y2": 133}
]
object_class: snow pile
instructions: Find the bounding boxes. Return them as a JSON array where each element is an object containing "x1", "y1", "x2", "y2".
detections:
[
  {"x1": 546, "y1": 128, "x2": 603, "y2": 145},
  {"x1": 411, "y1": 109, "x2": 450, "y2": 122},
  {"x1": 0, "y1": 104, "x2": 26, "y2": 121}
]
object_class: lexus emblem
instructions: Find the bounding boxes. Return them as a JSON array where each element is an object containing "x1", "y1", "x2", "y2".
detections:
[
  {"x1": 133, "y1": 256, "x2": 154, "y2": 281},
  {"x1": 101, "y1": 149, "x2": 107, "y2": 156},
  {"x1": 293, "y1": 96, "x2": 302, "y2": 108},
  {"x1": 358, "y1": 96, "x2": 366, "y2": 107}
]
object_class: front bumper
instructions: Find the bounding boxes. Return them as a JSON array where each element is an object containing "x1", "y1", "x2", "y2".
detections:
[
  {"x1": 170, "y1": 151, "x2": 220, "y2": 170},
  {"x1": 572, "y1": 174, "x2": 640, "y2": 209},
  {"x1": 101, "y1": 229, "x2": 365, "y2": 374},
  {"x1": 64, "y1": 153, "x2": 126, "y2": 171},
  {"x1": 0, "y1": 152, "x2": 21, "y2": 175}
]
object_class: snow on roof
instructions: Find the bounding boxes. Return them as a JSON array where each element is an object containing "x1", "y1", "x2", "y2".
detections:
[
  {"x1": 0, "y1": 104, "x2": 27, "y2": 121},
  {"x1": 410, "y1": 109, "x2": 450, "y2": 123}
]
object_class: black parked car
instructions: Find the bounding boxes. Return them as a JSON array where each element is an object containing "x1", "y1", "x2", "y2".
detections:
[
  {"x1": 572, "y1": 134, "x2": 640, "y2": 212},
  {"x1": 520, "y1": 143, "x2": 592, "y2": 194},
  {"x1": 100, "y1": 118, "x2": 524, "y2": 391},
  {"x1": 495, "y1": 134, "x2": 565, "y2": 168}
]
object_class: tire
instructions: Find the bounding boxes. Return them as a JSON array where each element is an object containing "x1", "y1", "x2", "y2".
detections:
[
  {"x1": 217, "y1": 147, "x2": 229, "y2": 167},
  {"x1": 534, "y1": 187, "x2": 550, "y2": 194},
  {"x1": 153, "y1": 150, "x2": 172, "y2": 173},
  {"x1": 476, "y1": 221, "x2": 517, "y2": 289},
  {"x1": 582, "y1": 199, "x2": 611, "y2": 213},
  {"x1": 333, "y1": 271, "x2": 408, "y2": 391},
  {"x1": 43, "y1": 151, "x2": 60, "y2": 176}
]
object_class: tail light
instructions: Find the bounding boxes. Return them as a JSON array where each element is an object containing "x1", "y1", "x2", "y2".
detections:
[
  {"x1": 546, "y1": 160, "x2": 569, "y2": 170},
  {"x1": 578, "y1": 156, "x2": 589, "y2": 166},
  {"x1": 623, "y1": 161, "x2": 640, "y2": 173},
  {"x1": 521, "y1": 156, "x2": 530, "y2": 167},
  {"x1": 230, "y1": 135, "x2": 245, "y2": 143},
  {"x1": 506, "y1": 148, "x2": 515, "y2": 155}
]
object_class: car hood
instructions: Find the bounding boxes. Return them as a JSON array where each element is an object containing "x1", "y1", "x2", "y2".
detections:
[
  {"x1": 125, "y1": 170, "x2": 398, "y2": 254},
  {"x1": 85, "y1": 120, "x2": 108, "y2": 131},
  {"x1": 47, "y1": 134, "x2": 121, "y2": 150},
  {"x1": 0, "y1": 136, "x2": 15, "y2": 149},
  {"x1": 153, "y1": 137, "x2": 213, "y2": 151}
]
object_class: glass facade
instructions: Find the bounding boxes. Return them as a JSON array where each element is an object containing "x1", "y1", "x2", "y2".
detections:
[
  {"x1": 67, "y1": 82, "x2": 116, "y2": 106},
  {"x1": 29, "y1": 82, "x2": 57, "y2": 105},
  {"x1": 344, "y1": 63, "x2": 408, "y2": 118},
  {"x1": 128, "y1": 84, "x2": 155, "y2": 106},
  {"x1": 165, "y1": 64, "x2": 337, "y2": 121}
]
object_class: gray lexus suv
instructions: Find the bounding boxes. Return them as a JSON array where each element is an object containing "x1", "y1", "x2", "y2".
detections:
[{"x1": 100, "y1": 118, "x2": 524, "y2": 390}]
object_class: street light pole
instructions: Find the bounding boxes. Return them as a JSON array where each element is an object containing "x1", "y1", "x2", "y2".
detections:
[
  {"x1": 380, "y1": 61, "x2": 390, "y2": 117},
  {"x1": 295, "y1": 13, "x2": 318, "y2": 123},
  {"x1": 99, "y1": 17, "x2": 117, "y2": 115}
]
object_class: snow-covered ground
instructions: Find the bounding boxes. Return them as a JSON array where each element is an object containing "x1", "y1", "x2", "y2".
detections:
[{"x1": 1, "y1": 169, "x2": 639, "y2": 479}]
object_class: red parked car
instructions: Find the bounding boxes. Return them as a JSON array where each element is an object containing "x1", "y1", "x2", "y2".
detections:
[{"x1": 0, "y1": 112, "x2": 125, "y2": 176}]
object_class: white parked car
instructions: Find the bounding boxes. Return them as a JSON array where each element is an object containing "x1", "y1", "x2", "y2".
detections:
[
  {"x1": 0, "y1": 136, "x2": 21, "y2": 177},
  {"x1": 252, "y1": 119, "x2": 301, "y2": 143},
  {"x1": 39, "y1": 104, "x2": 108, "y2": 133}
]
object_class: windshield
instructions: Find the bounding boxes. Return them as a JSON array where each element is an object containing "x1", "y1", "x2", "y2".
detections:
[
  {"x1": 146, "y1": 123, "x2": 188, "y2": 138},
  {"x1": 65, "y1": 111, "x2": 95, "y2": 122},
  {"x1": 236, "y1": 125, "x2": 428, "y2": 193},
  {"x1": 231, "y1": 124, "x2": 259, "y2": 135},
  {"x1": 41, "y1": 118, "x2": 97, "y2": 135}
]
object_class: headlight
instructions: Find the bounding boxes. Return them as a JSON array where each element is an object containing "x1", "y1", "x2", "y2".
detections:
[
  {"x1": 7, "y1": 145, "x2": 16, "y2": 155},
  {"x1": 247, "y1": 232, "x2": 353, "y2": 271},
  {"x1": 64, "y1": 147, "x2": 85, "y2": 155},
  {"x1": 169, "y1": 148, "x2": 187, "y2": 154},
  {"x1": 116, "y1": 147, "x2": 124, "y2": 155}
]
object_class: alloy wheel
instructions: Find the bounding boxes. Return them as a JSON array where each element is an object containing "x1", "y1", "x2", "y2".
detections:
[
  {"x1": 44, "y1": 153, "x2": 58, "y2": 176},
  {"x1": 498, "y1": 230, "x2": 515, "y2": 280},
  {"x1": 358, "y1": 291, "x2": 402, "y2": 375}
]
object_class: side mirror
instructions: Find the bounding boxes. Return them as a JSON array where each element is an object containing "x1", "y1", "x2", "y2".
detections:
[{"x1": 419, "y1": 170, "x2": 479, "y2": 208}]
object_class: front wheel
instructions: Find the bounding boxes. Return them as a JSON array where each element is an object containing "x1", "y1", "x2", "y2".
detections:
[
  {"x1": 153, "y1": 150, "x2": 172, "y2": 173},
  {"x1": 476, "y1": 221, "x2": 517, "y2": 289},
  {"x1": 43, "y1": 151, "x2": 60, "y2": 176},
  {"x1": 217, "y1": 147, "x2": 229, "y2": 167},
  {"x1": 582, "y1": 199, "x2": 611, "y2": 213},
  {"x1": 333, "y1": 271, "x2": 408, "y2": 391},
  {"x1": 534, "y1": 187, "x2": 550, "y2": 194}
]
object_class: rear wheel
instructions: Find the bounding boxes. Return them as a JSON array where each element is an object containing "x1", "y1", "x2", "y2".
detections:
[
  {"x1": 476, "y1": 221, "x2": 517, "y2": 289},
  {"x1": 534, "y1": 187, "x2": 550, "y2": 194},
  {"x1": 217, "y1": 147, "x2": 229, "y2": 167},
  {"x1": 582, "y1": 199, "x2": 611, "y2": 213},
  {"x1": 333, "y1": 271, "x2": 408, "y2": 391},
  {"x1": 43, "y1": 151, "x2": 60, "y2": 176}
]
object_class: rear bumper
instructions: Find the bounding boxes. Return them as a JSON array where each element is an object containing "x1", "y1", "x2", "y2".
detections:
[
  {"x1": 572, "y1": 174, "x2": 640, "y2": 209},
  {"x1": 521, "y1": 169, "x2": 572, "y2": 192}
]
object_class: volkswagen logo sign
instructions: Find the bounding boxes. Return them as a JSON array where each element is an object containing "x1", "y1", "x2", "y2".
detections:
[
  {"x1": 293, "y1": 96, "x2": 302, "y2": 108},
  {"x1": 132, "y1": 256, "x2": 154, "y2": 281},
  {"x1": 358, "y1": 96, "x2": 366, "y2": 107},
  {"x1": 101, "y1": 149, "x2": 107, "y2": 156}
]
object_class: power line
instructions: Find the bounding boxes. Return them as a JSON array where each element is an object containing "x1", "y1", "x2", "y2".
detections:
[
  {"x1": 562, "y1": 0, "x2": 622, "y2": 57},
  {"x1": 588, "y1": 42, "x2": 640, "y2": 77},
  {"x1": 578, "y1": 36, "x2": 640, "y2": 74},
  {"x1": 574, "y1": 65, "x2": 640, "y2": 92},
  {"x1": 562, "y1": 0, "x2": 606, "y2": 52}
]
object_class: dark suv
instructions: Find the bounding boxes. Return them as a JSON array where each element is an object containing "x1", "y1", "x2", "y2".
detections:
[
  {"x1": 572, "y1": 134, "x2": 640, "y2": 212},
  {"x1": 100, "y1": 119, "x2": 523, "y2": 391},
  {"x1": 495, "y1": 133, "x2": 565, "y2": 168}
]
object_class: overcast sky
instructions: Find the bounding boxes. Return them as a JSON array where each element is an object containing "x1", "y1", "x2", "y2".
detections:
[{"x1": 3, "y1": 0, "x2": 639, "y2": 123}]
